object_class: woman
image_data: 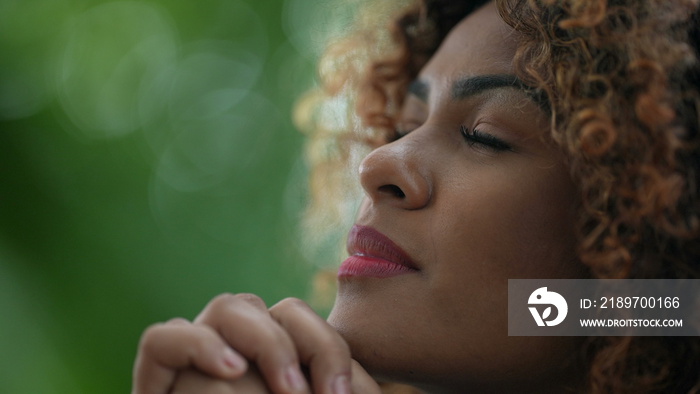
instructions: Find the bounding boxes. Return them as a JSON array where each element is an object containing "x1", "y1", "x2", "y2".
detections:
[{"x1": 132, "y1": 0, "x2": 700, "y2": 393}]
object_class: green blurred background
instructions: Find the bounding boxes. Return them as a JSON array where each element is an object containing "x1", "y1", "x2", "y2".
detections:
[{"x1": 0, "y1": 0, "x2": 343, "y2": 392}]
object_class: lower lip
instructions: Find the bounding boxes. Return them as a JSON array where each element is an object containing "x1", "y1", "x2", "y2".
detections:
[{"x1": 338, "y1": 255, "x2": 417, "y2": 278}]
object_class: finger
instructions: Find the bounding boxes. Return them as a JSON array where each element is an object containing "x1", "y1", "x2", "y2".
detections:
[
  {"x1": 349, "y1": 360, "x2": 381, "y2": 394},
  {"x1": 170, "y1": 368, "x2": 272, "y2": 394},
  {"x1": 195, "y1": 293, "x2": 310, "y2": 394},
  {"x1": 269, "y1": 298, "x2": 352, "y2": 394},
  {"x1": 133, "y1": 319, "x2": 247, "y2": 394}
]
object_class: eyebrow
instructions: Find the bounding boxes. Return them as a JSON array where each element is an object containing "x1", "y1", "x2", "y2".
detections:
[
  {"x1": 452, "y1": 74, "x2": 525, "y2": 99},
  {"x1": 408, "y1": 74, "x2": 549, "y2": 111}
]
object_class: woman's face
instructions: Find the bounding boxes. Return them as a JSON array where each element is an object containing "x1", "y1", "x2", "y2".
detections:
[{"x1": 328, "y1": 3, "x2": 586, "y2": 393}]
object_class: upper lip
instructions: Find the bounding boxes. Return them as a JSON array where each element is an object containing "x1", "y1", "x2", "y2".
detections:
[{"x1": 346, "y1": 225, "x2": 419, "y2": 269}]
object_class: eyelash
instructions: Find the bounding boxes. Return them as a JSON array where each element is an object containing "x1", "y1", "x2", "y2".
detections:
[
  {"x1": 392, "y1": 125, "x2": 513, "y2": 152},
  {"x1": 459, "y1": 125, "x2": 512, "y2": 152}
]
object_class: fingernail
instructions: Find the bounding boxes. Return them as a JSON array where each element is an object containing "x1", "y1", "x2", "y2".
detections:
[
  {"x1": 332, "y1": 374, "x2": 351, "y2": 394},
  {"x1": 221, "y1": 347, "x2": 244, "y2": 371},
  {"x1": 284, "y1": 365, "x2": 307, "y2": 392}
]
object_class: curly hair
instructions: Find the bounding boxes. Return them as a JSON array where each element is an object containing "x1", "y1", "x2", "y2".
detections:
[{"x1": 297, "y1": 0, "x2": 700, "y2": 391}]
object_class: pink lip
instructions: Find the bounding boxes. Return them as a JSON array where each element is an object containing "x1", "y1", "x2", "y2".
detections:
[{"x1": 338, "y1": 225, "x2": 419, "y2": 278}]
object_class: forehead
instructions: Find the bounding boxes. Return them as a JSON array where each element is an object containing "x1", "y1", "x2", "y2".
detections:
[{"x1": 419, "y1": 3, "x2": 518, "y2": 83}]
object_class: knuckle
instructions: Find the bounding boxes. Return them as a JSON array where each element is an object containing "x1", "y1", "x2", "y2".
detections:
[
  {"x1": 207, "y1": 293, "x2": 238, "y2": 310},
  {"x1": 198, "y1": 293, "x2": 238, "y2": 321},
  {"x1": 188, "y1": 328, "x2": 214, "y2": 353},
  {"x1": 207, "y1": 293, "x2": 266, "y2": 313},
  {"x1": 166, "y1": 317, "x2": 189, "y2": 325},
  {"x1": 139, "y1": 322, "x2": 168, "y2": 350},
  {"x1": 234, "y1": 293, "x2": 267, "y2": 309},
  {"x1": 139, "y1": 320, "x2": 215, "y2": 356},
  {"x1": 258, "y1": 323, "x2": 292, "y2": 347},
  {"x1": 247, "y1": 324, "x2": 297, "y2": 359},
  {"x1": 271, "y1": 297, "x2": 309, "y2": 312}
]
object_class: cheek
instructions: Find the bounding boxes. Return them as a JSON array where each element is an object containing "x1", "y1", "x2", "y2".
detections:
[
  {"x1": 429, "y1": 164, "x2": 579, "y2": 318},
  {"x1": 416, "y1": 165, "x2": 583, "y2": 373},
  {"x1": 433, "y1": 163, "x2": 579, "y2": 284},
  {"x1": 330, "y1": 157, "x2": 585, "y2": 388}
]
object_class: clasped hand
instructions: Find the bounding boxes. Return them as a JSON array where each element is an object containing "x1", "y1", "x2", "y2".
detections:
[{"x1": 132, "y1": 293, "x2": 381, "y2": 394}]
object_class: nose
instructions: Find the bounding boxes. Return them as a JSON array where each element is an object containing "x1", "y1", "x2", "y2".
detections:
[{"x1": 358, "y1": 141, "x2": 431, "y2": 210}]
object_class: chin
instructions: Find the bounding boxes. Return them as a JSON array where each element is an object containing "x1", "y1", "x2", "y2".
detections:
[
  {"x1": 327, "y1": 295, "x2": 413, "y2": 378},
  {"x1": 328, "y1": 296, "x2": 585, "y2": 393}
]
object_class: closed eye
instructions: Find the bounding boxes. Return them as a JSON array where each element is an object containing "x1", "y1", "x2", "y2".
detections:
[{"x1": 460, "y1": 125, "x2": 513, "y2": 152}]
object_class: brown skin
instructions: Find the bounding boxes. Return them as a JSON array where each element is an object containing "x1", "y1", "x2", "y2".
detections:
[
  {"x1": 328, "y1": 3, "x2": 586, "y2": 392},
  {"x1": 133, "y1": 293, "x2": 380, "y2": 394},
  {"x1": 132, "y1": 3, "x2": 588, "y2": 394}
]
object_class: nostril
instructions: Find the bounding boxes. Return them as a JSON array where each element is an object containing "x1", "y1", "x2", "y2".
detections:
[{"x1": 378, "y1": 184, "x2": 406, "y2": 198}]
